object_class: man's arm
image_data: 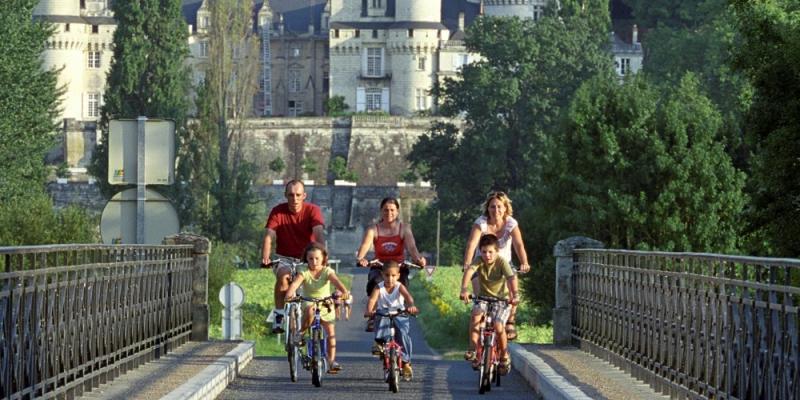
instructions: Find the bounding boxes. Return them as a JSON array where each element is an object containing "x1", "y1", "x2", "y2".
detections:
[
  {"x1": 262, "y1": 228, "x2": 276, "y2": 266},
  {"x1": 312, "y1": 224, "x2": 326, "y2": 248}
]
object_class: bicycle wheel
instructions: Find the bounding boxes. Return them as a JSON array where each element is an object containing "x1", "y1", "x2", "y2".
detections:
[
  {"x1": 479, "y1": 336, "x2": 492, "y2": 394},
  {"x1": 388, "y1": 348, "x2": 400, "y2": 393},
  {"x1": 311, "y1": 330, "x2": 322, "y2": 387},
  {"x1": 287, "y1": 307, "x2": 299, "y2": 382}
]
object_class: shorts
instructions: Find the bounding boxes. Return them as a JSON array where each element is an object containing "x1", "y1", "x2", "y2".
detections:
[
  {"x1": 471, "y1": 301, "x2": 510, "y2": 325},
  {"x1": 304, "y1": 300, "x2": 336, "y2": 323}
]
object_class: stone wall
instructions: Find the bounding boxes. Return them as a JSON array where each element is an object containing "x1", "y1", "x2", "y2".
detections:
[{"x1": 48, "y1": 181, "x2": 436, "y2": 262}]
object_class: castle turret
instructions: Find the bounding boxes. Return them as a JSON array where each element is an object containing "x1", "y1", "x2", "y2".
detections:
[
  {"x1": 484, "y1": 0, "x2": 547, "y2": 20},
  {"x1": 395, "y1": 0, "x2": 441, "y2": 23},
  {"x1": 34, "y1": 0, "x2": 80, "y2": 17}
]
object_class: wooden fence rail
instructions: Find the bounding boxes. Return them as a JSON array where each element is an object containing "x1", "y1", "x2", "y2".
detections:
[
  {"x1": 0, "y1": 239, "x2": 207, "y2": 400},
  {"x1": 571, "y1": 248, "x2": 800, "y2": 400}
]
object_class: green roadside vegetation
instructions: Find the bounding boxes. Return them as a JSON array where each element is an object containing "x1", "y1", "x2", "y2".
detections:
[
  {"x1": 409, "y1": 266, "x2": 552, "y2": 360},
  {"x1": 207, "y1": 242, "x2": 352, "y2": 356}
]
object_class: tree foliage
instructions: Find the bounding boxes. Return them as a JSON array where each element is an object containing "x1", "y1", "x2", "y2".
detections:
[
  {"x1": 409, "y1": 12, "x2": 611, "y2": 235},
  {"x1": 0, "y1": 191, "x2": 97, "y2": 245},
  {"x1": 88, "y1": 0, "x2": 191, "y2": 200},
  {"x1": 193, "y1": 0, "x2": 261, "y2": 242},
  {"x1": 730, "y1": 0, "x2": 800, "y2": 257},
  {"x1": 536, "y1": 73, "x2": 746, "y2": 252},
  {"x1": 0, "y1": 0, "x2": 62, "y2": 201}
]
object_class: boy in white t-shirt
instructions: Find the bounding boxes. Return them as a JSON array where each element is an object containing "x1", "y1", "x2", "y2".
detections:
[{"x1": 364, "y1": 261, "x2": 419, "y2": 378}]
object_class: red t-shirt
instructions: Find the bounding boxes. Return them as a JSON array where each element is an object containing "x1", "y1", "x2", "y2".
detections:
[{"x1": 265, "y1": 202, "x2": 325, "y2": 259}]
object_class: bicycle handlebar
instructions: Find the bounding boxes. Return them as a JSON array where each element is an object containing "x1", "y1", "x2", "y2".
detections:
[
  {"x1": 261, "y1": 256, "x2": 307, "y2": 269},
  {"x1": 469, "y1": 294, "x2": 509, "y2": 305},
  {"x1": 360, "y1": 259, "x2": 425, "y2": 270}
]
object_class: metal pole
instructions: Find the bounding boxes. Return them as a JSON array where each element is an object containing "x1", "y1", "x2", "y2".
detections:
[
  {"x1": 136, "y1": 116, "x2": 146, "y2": 244},
  {"x1": 436, "y1": 210, "x2": 440, "y2": 266}
]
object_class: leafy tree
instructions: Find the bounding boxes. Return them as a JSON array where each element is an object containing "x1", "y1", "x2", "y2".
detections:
[
  {"x1": 268, "y1": 157, "x2": 285, "y2": 174},
  {"x1": 538, "y1": 73, "x2": 746, "y2": 251},
  {"x1": 87, "y1": 0, "x2": 192, "y2": 202},
  {"x1": 302, "y1": 158, "x2": 318, "y2": 176},
  {"x1": 0, "y1": 191, "x2": 97, "y2": 245},
  {"x1": 730, "y1": 0, "x2": 800, "y2": 257},
  {"x1": 329, "y1": 156, "x2": 358, "y2": 182},
  {"x1": 409, "y1": 12, "x2": 610, "y2": 230},
  {"x1": 0, "y1": 0, "x2": 62, "y2": 201},
  {"x1": 323, "y1": 95, "x2": 349, "y2": 116},
  {"x1": 195, "y1": 0, "x2": 262, "y2": 242}
]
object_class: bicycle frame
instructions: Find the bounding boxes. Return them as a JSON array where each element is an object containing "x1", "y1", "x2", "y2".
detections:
[
  {"x1": 471, "y1": 295, "x2": 507, "y2": 393},
  {"x1": 287, "y1": 295, "x2": 334, "y2": 387},
  {"x1": 374, "y1": 309, "x2": 411, "y2": 392}
]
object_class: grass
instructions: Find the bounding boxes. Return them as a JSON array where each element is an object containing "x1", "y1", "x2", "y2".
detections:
[
  {"x1": 209, "y1": 268, "x2": 353, "y2": 356},
  {"x1": 408, "y1": 266, "x2": 552, "y2": 359}
]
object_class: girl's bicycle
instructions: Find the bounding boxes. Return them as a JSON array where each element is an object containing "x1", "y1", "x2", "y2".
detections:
[
  {"x1": 470, "y1": 295, "x2": 507, "y2": 394},
  {"x1": 372, "y1": 309, "x2": 414, "y2": 393},
  {"x1": 286, "y1": 295, "x2": 336, "y2": 387},
  {"x1": 264, "y1": 257, "x2": 307, "y2": 382}
]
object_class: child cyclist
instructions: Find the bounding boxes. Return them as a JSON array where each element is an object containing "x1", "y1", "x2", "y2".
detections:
[
  {"x1": 364, "y1": 261, "x2": 419, "y2": 378},
  {"x1": 285, "y1": 243, "x2": 350, "y2": 374},
  {"x1": 459, "y1": 234, "x2": 519, "y2": 375}
]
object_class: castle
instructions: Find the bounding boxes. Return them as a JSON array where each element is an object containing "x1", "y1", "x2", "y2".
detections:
[{"x1": 33, "y1": 0, "x2": 642, "y2": 173}]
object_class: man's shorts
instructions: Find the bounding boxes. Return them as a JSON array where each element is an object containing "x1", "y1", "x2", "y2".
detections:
[{"x1": 471, "y1": 300, "x2": 511, "y2": 325}]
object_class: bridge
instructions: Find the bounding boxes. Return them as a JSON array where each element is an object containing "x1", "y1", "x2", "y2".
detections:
[{"x1": 2, "y1": 235, "x2": 798, "y2": 399}]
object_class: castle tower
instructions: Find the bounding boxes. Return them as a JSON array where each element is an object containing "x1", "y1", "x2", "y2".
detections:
[
  {"x1": 484, "y1": 0, "x2": 547, "y2": 20},
  {"x1": 395, "y1": 0, "x2": 441, "y2": 23},
  {"x1": 35, "y1": 0, "x2": 116, "y2": 170}
]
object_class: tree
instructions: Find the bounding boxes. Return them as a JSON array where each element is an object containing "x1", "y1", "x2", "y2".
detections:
[
  {"x1": 323, "y1": 95, "x2": 349, "y2": 116},
  {"x1": 195, "y1": 0, "x2": 262, "y2": 242},
  {"x1": 0, "y1": 0, "x2": 62, "y2": 201},
  {"x1": 268, "y1": 157, "x2": 285, "y2": 174},
  {"x1": 88, "y1": 0, "x2": 192, "y2": 202},
  {"x1": 409, "y1": 11, "x2": 610, "y2": 229},
  {"x1": 730, "y1": 0, "x2": 800, "y2": 257},
  {"x1": 537, "y1": 73, "x2": 746, "y2": 252}
]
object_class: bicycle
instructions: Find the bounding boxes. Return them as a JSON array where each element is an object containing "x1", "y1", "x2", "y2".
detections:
[
  {"x1": 470, "y1": 295, "x2": 509, "y2": 394},
  {"x1": 263, "y1": 256, "x2": 307, "y2": 382},
  {"x1": 286, "y1": 295, "x2": 336, "y2": 387},
  {"x1": 361, "y1": 259, "x2": 428, "y2": 331},
  {"x1": 371, "y1": 309, "x2": 415, "y2": 393}
]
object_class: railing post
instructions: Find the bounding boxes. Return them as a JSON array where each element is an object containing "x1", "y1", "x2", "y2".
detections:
[
  {"x1": 164, "y1": 234, "x2": 210, "y2": 341},
  {"x1": 552, "y1": 236, "x2": 603, "y2": 345}
]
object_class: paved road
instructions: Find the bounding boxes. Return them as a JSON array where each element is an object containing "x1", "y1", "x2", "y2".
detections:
[{"x1": 218, "y1": 269, "x2": 535, "y2": 399}]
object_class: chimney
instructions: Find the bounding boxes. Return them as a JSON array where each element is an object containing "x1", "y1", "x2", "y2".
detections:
[
  {"x1": 279, "y1": 13, "x2": 284, "y2": 35},
  {"x1": 480, "y1": 0, "x2": 485, "y2": 15},
  {"x1": 632, "y1": 24, "x2": 639, "y2": 44},
  {"x1": 458, "y1": 12, "x2": 465, "y2": 31}
]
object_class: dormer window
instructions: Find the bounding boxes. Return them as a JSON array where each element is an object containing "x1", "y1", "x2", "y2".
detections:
[
  {"x1": 372, "y1": 0, "x2": 382, "y2": 7},
  {"x1": 367, "y1": 0, "x2": 386, "y2": 17}
]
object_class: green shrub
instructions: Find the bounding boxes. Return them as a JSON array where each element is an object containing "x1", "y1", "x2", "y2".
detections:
[{"x1": 0, "y1": 191, "x2": 97, "y2": 245}]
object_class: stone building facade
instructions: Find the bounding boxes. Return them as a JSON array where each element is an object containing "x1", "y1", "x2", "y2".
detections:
[{"x1": 33, "y1": 0, "x2": 116, "y2": 170}]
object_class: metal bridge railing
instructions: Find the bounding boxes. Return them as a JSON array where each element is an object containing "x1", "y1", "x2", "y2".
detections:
[
  {"x1": 569, "y1": 247, "x2": 800, "y2": 400},
  {"x1": 0, "y1": 235, "x2": 210, "y2": 400}
]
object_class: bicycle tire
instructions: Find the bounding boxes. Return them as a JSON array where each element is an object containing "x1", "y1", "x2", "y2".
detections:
[
  {"x1": 311, "y1": 330, "x2": 322, "y2": 387},
  {"x1": 287, "y1": 306, "x2": 299, "y2": 382},
  {"x1": 388, "y1": 348, "x2": 400, "y2": 393},
  {"x1": 479, "y1": 335, "x2": 493, "y2": 393}
]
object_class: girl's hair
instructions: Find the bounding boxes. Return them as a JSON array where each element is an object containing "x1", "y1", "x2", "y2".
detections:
[
  {"x1": 483, "y1": 191, "x2": 513, "y2": 218},
  {"x1": 303, "y1": 242, "x2": 328, "y2": 266}
]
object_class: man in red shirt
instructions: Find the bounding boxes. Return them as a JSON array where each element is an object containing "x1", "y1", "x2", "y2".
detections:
[{"x1": 261, "y1": 180, "x2": 326, "y2": 333}]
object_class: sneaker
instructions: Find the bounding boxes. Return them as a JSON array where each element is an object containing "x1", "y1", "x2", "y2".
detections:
[
  {"x1": 371, "y1": 343, "x2": 384, "y2": 356},
  {"x1": 271, "y1": 313, "x2": 285, "y2": 334},
  {"x1": 402, "y1": 362, "x2": 413, "y2": 380}
]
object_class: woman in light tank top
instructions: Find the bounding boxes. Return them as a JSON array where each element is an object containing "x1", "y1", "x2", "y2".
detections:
[
  {"x1": 356, "y1": 197, "x2": 427, "y2": 296},
  {"x1": 462, "y1": 191, "x2": 530, "y2": 340}
]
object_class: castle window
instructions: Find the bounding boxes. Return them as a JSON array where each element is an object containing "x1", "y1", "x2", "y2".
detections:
[
  {"x1": 415, "y1": 88, "x2": 428, "y2": 111},
  {"x1": 453, "y1": 53, "x2": 469, "y2": 70},
  {"x1": 199, "y1": 41, "x2": 208, "y2": 57},
  {"x1": 288, "y1": 100, "x2": 303, "y2": 116},
  {"x1": 408, "y1": 29, "x2": 414, "y2": 38},
  {"x1": 372, "y1": 0, "x2": 382, "y2": 7},
  {"x1": 372, "y1": 30, "x2": 378, "y2": 39},
  {"x1": 366, "y1": 47, "x2": 383, "y2": 76},
  {"x1": 333, "y1": 29, "x2": 340, "y2": 38},
  {"x1": 201, "y1": 16, "x2": 209, "y2": 29},
  {"x1": 91, "y1": 25, "x2": 99, "y2": 34},
  {"x1": 88, "y1": 51, "x2": 101, "y2": 68},
  {"x1": 417, "y1": 56, "x2": 426, "y2": 71},
  {"x1": 366, "y1": 88, "x2": 382, "y2": 111},
  {"x1": 617, "y1": 57, "x2": 631, "y2": 75},
  {"x1": 355, "y1": 29, "x2": 360, "y2": 38},
  {"x1": 289, "y1": 70, "x2": 301, "y2": 92},
  {"x1": 533, "y1": 5, "x2": 544, "y2": 21},
  {"x1": 65, "y1": 23, "x2": 70, "y2": 32},
  {"x1": 87, "y1": 93, "x2": 100, "y2": 117},
  {"x1": 291, "y1": 47, "x2": 301, "y2": 57}
]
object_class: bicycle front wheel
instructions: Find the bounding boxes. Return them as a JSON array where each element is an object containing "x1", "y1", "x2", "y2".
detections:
[
  {"x1": 479, "y1": 336, "x2": 493, "y2": 393},
  {"x1": 311, "y1": 330, "x2": 322, "y2": 387},
  {"x1": 388, "y1": 348, "x2": 400, "y2": 393}
]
